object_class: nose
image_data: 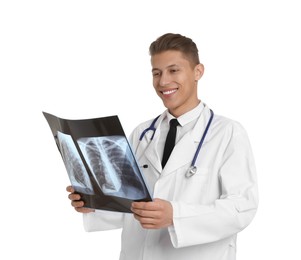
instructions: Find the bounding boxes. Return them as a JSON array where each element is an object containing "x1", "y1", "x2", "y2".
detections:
[{"x1": 159, "y1": 71, "x2": 171, "y2": 87}]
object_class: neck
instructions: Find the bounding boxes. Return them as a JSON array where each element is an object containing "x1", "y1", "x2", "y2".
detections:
[{"x1": 169, "y1": 99, "x2": 201, "y2": 118}]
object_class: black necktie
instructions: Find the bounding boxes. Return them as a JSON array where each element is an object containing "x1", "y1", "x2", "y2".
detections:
[{"x1": 162, "y1": 119, "x2": 179, "y2": 168}]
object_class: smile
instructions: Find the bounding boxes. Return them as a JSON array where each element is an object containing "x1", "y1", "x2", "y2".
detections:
[{"x1": 161, "y1": 89, "x2": 178, "y2": 95}]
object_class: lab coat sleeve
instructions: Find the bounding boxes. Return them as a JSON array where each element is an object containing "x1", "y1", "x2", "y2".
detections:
[
  {"x1": 168, "y1": 122, "x2": 259, "y2": 248},
  {"x1": 83, "y1": 210, "x2": 124, "y2": 232}
]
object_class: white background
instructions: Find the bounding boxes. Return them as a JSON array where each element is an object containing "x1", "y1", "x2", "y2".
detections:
[{"x1": 1, "y1": 0, "x2": 300, "y2": 259}]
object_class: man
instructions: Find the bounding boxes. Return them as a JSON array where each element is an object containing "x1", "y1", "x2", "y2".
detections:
[{"x1": 67, "y1": 33, "x2": 258, "y2": 260}]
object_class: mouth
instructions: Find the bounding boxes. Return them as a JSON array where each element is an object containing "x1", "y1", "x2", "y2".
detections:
[{"x1": 161, "y1": 88, "x2": 178, "y2": 96}]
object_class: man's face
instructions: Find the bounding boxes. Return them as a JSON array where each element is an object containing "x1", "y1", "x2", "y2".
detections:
[{"x1": 151, "y1": 50, "x2": 204, "y2": 117}]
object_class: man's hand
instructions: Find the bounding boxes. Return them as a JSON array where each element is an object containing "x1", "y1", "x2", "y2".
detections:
[
  {"x1": 131, "y1": 198, "x2": 173, "y2": 229},
  {"x1": 66, "y1": 186, "x2": 95, "y2": 213}
]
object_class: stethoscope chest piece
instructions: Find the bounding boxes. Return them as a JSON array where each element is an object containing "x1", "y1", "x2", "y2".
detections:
[{"x1": 186, "y1": 166, "x2": 197, "y2": 178}]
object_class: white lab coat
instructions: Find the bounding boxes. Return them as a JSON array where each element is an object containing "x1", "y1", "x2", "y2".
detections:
[{"x1": 83, "y1": 105, "x2": 258, "y2": 260}]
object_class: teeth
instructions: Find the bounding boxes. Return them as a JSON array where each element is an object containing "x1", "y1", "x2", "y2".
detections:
[{"x1": 162, "y1": 89, "x2": 177, "y2": 95}]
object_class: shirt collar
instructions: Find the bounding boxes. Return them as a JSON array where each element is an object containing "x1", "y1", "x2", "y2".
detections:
[{"x1": 166, "y1": 101, "x2": 205, "y2": 127}]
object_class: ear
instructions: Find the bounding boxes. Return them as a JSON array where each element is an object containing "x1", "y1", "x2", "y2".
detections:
[{"x1": 194, "y1": 63, "x2": 204, "y2": 81}]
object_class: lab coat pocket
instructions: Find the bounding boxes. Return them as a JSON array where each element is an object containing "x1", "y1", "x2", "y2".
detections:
[
  {"x1": 192, "y1": 167, "x2": 210, "y2": 179},
  {"x1": 173, "y1": 167, "x2": 210, "y2": 203}
]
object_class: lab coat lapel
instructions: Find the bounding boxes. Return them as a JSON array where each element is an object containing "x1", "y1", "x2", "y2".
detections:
[
  {"x1": 142, "y1": 114, "x2": 165, "y2": 173},
  {"x1": 162, "y1": 133, "x2": 196, "y2": 175},
  {"x1": 162, "y1": 106, "x2": 209, "y2": 176}
]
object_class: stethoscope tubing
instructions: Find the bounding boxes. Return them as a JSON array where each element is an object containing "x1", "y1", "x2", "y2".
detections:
[
  {"x1": 191, "y1": 109, "x2": 214, "y2": 167},
  {"x1": 139, "y1": 108, "x2": 214, "y2": 178},
  {"x1": 139, "y1": 115, "x2": 160, "y2": 141}
]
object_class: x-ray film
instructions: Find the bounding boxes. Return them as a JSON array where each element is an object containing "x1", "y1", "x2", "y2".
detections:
[{"x1": 43, "y1": 112, "x2": 152, "y2": 213}]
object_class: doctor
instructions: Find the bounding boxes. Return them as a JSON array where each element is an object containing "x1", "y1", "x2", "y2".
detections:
[{"x1": 67, "y1": 33, "x2": 258, "y2": 260}]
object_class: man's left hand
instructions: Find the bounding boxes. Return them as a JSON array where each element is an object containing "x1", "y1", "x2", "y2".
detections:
[{"x1": 131, "y1": 198, "x2": 173, "y2": 229}]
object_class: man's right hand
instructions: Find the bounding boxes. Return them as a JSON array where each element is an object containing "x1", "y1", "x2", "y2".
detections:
[{"x1": 66, "y1": 185, "x2": 95, "y2": 213}]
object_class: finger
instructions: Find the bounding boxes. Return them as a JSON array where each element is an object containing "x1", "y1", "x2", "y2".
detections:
[
  {"x1": 133, "y1": 214, "x2": 160, "y2": 229},
  {"x1": 131, "y1": 201, "x2": 163, "y2": 218},
  {"x1": 66, "y1": 185, "x2": 74, "y2": 193},
  {"x1": 131, "y1": 202, "x2": 146, "y2": 210},
  {"x1": 68, "y1": 193, "x2": 81, "y2": 201},
  {"x1": 132, "y1": 207, "x2": 162, "y2": 219},
  {"x1": 131, "y1": 201, "x2": 161, "y2": 211},
  {"x1": 71, "y1": 200, "x2": 84, "y2": 208},
  {"x1": 75, "y1": 207, "x2": 95, "y2": 213},
  {"x1": 134, "y1": 214, "x2": 156, "y2": 223},
  {"x1": 140, "y1": 223, "x2": 157, "y2": 229}
]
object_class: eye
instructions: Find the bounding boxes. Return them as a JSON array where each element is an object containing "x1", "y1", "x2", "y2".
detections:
[
  {"x1": 152, "y1": 70, "x2": 161, "y2": 77},
  {"x1": 170, "y1": 68, "x2": 179, "y2": 74}
]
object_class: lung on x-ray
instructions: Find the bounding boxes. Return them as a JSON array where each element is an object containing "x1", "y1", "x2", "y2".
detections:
[
  {"x1": 78, "y1": 135, "x2": 148, "y2": 200},
  {"x1": 57, "y1": 131, "x2": 94, "y2": 195},
  {"x1": 43, "y1": 112, "x2": 152, "y2": 213}
]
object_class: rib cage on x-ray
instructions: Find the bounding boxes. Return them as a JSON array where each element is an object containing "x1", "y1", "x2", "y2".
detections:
[
  {"x1": 78, "y1": 136, "x2": 148, "y2": 200},
  {"x1": 57, "y1": 131, "x2": 94, "y2": 195}
]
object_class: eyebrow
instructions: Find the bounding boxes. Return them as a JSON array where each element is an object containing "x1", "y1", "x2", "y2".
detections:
[{"x1": 152, "y1": 64, "x2": 179, "y2": 72}]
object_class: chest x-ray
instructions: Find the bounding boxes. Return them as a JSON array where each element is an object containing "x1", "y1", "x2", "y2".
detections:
[{"x1": 43, "y1": 112, "x2": 152, "y2": 213}]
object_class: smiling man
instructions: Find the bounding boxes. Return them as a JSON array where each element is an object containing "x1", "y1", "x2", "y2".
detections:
[
  {"x1": 67, "y1": 33, "x2": 258, "y2": 260},
  {"x1": 151, "y1": 49, "x2": 203, "y2": 118}
]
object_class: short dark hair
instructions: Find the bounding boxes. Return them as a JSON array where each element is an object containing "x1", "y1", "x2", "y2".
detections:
[{"x1": 149, "y1": 33, "x2": 200, "y2": 66}]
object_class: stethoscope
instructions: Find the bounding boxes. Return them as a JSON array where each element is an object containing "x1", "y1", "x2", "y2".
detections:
[{"x1": 139, "y1": 108, "x2": 214, "y2": 178}]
